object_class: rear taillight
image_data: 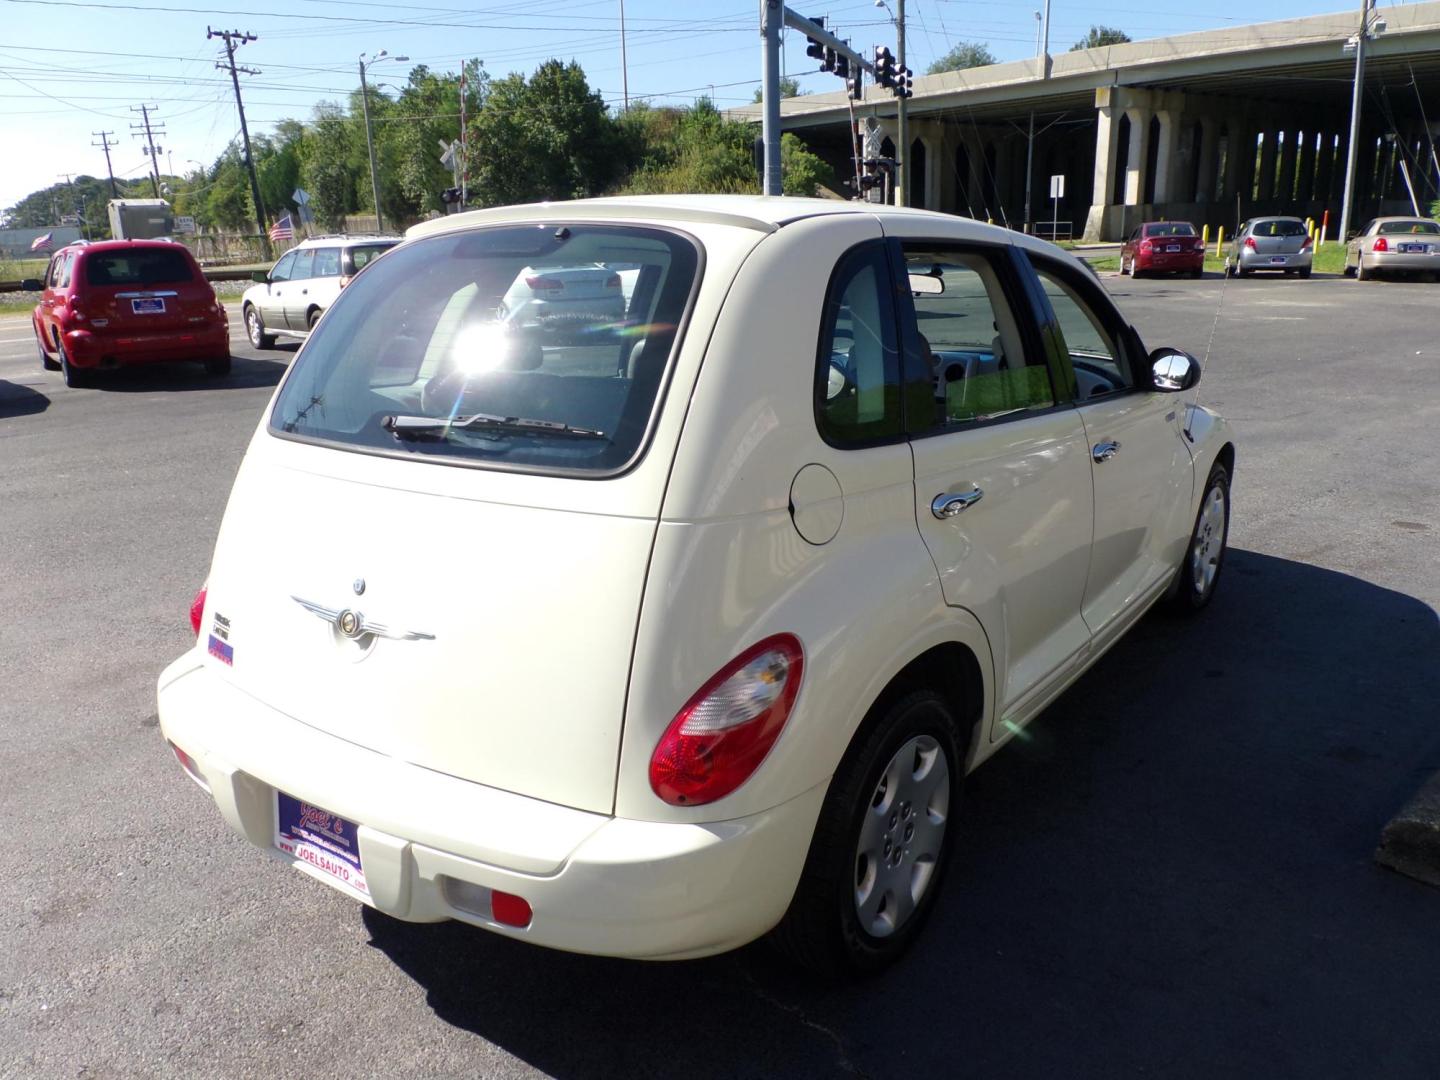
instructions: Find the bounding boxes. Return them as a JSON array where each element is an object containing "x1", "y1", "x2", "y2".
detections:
[
  {"x1": 1373, "y1": 236, "x2": 1388, "y2": 252},
  {"x1": 604, "y1": 273, "x2": 621, "y2": 289},
  {"x1": 525, "y1": 275, "x2": 564, "y2": 293},
  {"x1": 1301, "y1": 235, "x2": 1313, "y2": 251},
  {"x1": 1194, "y1": 240, "x2": 1206, "y2": 253},
  {"x1": 1139, "y1": 240, "x2": 1153, "y2": 253},
  {"x1": 189, "y1": 584, "x2": 207, "y2": 637},
  {"x1": 1244, "y1": 236, "x2": 1256, "y2": 250},
  {"x1": 650, "y1": 634, "x2": 804, "y2": 806}
]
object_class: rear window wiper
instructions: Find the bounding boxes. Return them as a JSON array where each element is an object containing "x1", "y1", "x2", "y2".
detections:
[{"x1": 383, "y1": 413, "x2": 607, "y2": 441}]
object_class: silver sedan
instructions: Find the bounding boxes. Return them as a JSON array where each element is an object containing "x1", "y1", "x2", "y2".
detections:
[
  {"x1": 1223, "y1": 217, "x2": 1314, "y2": 278},
  {"x1": 1344, "y1": 217, "x2": 1440, "y2": 281}
]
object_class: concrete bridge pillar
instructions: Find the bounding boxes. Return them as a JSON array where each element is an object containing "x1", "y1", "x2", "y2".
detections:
[
  {"x1": 1196, "y1": 117, "x2": 1220, "y2": 204},
  {"x1": 1123, "y1": 103, "x2": 1154, "y2": 206},
  {"x1": 1083, "y1": 89, "x2": 1125, "y2": 239},
  {"x1": 1152, "y1": 109, "x2": 1179, "y2": 203},
  {"x1": 1257, "y1": 130, "x2": 1278, "y2": 201},
  {"x1": 1277, "y1": 130, "x2": 1299, "y2": 204},
  {"x1": 1296, "y1": 130, "x2": 1318, "y2": 204}
]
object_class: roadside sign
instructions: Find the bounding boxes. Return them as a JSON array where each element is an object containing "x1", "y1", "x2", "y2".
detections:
[
  {"x1": 1049, "y1": 174, "x2": 1065, "y2": 198},
  {"x1": 292, "y1": 188, "x2": 311, "y2": 206},
  {"x1": 174, "y1": 215, "x2": 196, "y2": 234},
  {"x1": 60, "y1": 213, "x2": 80, "y2": 226}
]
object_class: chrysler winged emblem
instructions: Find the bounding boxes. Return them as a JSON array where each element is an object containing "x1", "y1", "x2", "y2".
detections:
[{"x1": 291, "y1": 596, "x2": 435, "y2": 641}]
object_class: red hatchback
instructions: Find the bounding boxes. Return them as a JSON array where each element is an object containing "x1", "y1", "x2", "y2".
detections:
[
  {"x1": 1120, "y1": 221, "x2": 1206, "y2": 278},
  {"x1": 26, "y1": 240, "x2": 230, "y2": 387}
]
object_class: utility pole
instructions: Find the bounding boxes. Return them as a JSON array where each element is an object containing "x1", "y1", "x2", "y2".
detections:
[
  {"x1": 761, "y1": 0, "x2": 783, "y2": 195},
  {"x1": 358, "y1": 50, "x2": 408, "y2": 233},
  {"x1": 209, "y1": 27, "x2": 270, "y2": 258},
  {"x1": 619, "y1": 0, "x2": 629, "y2": 112},
  {"x1": 130, "y1": 105, "x2": 165, "y2": 198},
  {"x1": 1024, "y1": 0, "x2": 1051, "y2": 231},
  {"x1": 92, "y1": 131, "x2": 119, "y2": 199},
  {"x1": 894, "y1": 0, "x2": 907, "y2": 206},
  {"x1": 1338, "y1": 0, "x2": 1383, "y2": 247}
]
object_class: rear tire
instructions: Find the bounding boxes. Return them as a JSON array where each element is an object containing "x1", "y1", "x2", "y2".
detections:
[
  {"x1": 1168, "y1": 462, "x2": 1230, "y2": 613},
  {"x1": 306, "y1": 308, "x2": 321, "y2": 331},
  {"x1": 1356, "y1": 258, "x2": 1371, "y2": 282},
  {"x1": 58, "y1": 339, "x2": 89, "y2": 388},
  {"x1": 769, "y1": 688, "x2": 968, "y2": 976},
  {"x1": 245, "y1": 305, "x2": 276, "y2": 349},
  {"x1": 1299, "y1": 268, "x2": 1312, "y2": 279}
]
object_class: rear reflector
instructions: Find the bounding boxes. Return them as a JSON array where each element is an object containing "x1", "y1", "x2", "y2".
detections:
[
  {"x1": 169, "y1": 741, "x2": 210, "y2": 793},
  {"x1": 189, "y1": 584, "x2": 207, "y2": 637},
  {"x1": 525, "y1": 275, "x2": 564, "y2": 292},
  {"x1": 441, "y1": 878, "x2": 534, "y2": 928}
]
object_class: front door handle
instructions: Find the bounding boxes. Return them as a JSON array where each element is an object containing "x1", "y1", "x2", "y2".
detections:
[
  {"x1": 931, "y1": 488, "x2": 984, "y2": 519},
  {"x1": 1092, "y1": 440, "x2": 1121, "y2": 463}
]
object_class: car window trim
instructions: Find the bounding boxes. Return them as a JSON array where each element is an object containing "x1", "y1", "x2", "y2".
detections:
[
  {"x1": 1021, "y1": 250, "x2": 1145, "y2": 403},
  {"x1": 888, "y1": 238, "x2": 1072, "y2": 439}
]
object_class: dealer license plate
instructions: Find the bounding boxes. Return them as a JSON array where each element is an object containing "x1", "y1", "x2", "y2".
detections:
[
  {"x1": 1398, "y1": 243, "x2": 1428, "y2": 254},
  {"x1": 275, "y1": 792, "x2": 368, "y2": 897},
  {"x1": 1269, "y1": 256, "x2": 1287, "y2": 264},
  {"x1": 131, "y1": 297, "x2": 166, "y2": 314},
  {"x1": 1166, "y1": 244, "x2": 1181, "y2": 252}
]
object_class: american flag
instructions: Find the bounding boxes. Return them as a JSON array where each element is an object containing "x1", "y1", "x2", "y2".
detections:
[
  {"x1": 29, "y1": 232, "x2": 53, "y2": 252},
  {"x1": 268, "y1": 213, "x2": 294, "y2": 243}
]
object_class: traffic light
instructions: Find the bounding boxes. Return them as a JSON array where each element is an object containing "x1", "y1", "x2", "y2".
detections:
[
  {"x1": 874, "y1": 45, "x2": 895, "y2": 89},
  {"x1": 805, "y1": 16, "x2": 827, "y2": 64},
  {"x1": 834, "y1": 53, "x2": 850, "y2": 80},
  {"x1": 895, "y1": 65, "x2": 913, "y2": 99}
]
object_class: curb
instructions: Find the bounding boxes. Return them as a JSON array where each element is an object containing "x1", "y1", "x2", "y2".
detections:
[{"x1": 1376, "y1": 770, "x2": 1440, "y2": 888}]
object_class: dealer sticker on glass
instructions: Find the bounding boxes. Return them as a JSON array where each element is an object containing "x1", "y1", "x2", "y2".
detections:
[{"x1": 275, "y1": 792, "x2": 368, "y2": 897}]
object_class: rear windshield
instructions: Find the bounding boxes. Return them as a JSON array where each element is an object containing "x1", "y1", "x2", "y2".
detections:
[
  {"x1": 271, "y1": 224, "x2": 699, "y2": 475},
  {"x1": 1377, "y1": 220, "x2": 1440, "y2": 235},
  {"x1": 345, "y1": 243, "x2": 396, "y2": 274},
  {"x1": 1144, "y1": 223, "x2": 1195, "y2": 237},
  {"x1": 1250, "y1": 220, "x2": 1307, "y2": 238},
  {"x1": 84, "y1": 248, "x2": 194, "y2": 286}
]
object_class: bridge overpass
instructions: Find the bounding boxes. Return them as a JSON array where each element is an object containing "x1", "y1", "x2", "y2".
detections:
[{"x1": 745, "y1": 3, "x2": 1440, "y2": 240}]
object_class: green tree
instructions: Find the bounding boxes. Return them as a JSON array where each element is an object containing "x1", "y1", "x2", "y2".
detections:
[
  {"x1": 927, "y1": 42, "x2": 996, "y2": 75},
  {"x1": 386, "y1": 60, "x2": 488, "y2": 218},
  {"x1": 1070, "y1": 26, "x2": 1131, "y2": 51},
  {"x1": 301, "y1": 105, "x2": 361, "y2": 230},
  {"x1": 752, "y1": 76, "x2": 801, "y2": 103},
  {"x1": 780, "y1": 132, "x2": 836, "y2": 197},
  {"x1": 466, "y1": 60, "x2": 624, "y2": 207}
]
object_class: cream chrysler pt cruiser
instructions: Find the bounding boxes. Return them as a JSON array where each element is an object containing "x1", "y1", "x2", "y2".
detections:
[{"x1": 158, "y1": 196, "x2": 1234, "y2": 974}]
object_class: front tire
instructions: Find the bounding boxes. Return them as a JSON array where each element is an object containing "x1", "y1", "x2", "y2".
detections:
[
  {"x1": 245, "y1": 305, "x2": 276, "y2": 349},
  {"x1": 1169, "y1": 462, "x2": 1230, "y2": 613},
  {"x1": 770, "y1": 688, "x2": 967, "y2": 976}
]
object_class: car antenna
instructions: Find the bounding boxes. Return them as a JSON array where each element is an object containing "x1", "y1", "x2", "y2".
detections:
[{"x1": 1186, "y1": 192, "x2": 1240, "y2": 441}]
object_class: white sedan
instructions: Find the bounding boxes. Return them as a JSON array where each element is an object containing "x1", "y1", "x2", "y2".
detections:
[{"x1": 158, "y1": 195, "x2": 1234, "y2": 975}]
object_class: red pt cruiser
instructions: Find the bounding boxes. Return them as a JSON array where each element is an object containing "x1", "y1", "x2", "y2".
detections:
[
  {"x1": 27, "y1": 240, "x2": 230, "y2": 387},
  {"x1": 1120, "y1": 222, "x2": 1206, "y2": 279}
]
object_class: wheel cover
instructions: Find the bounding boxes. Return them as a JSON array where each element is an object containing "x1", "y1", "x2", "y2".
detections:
[
  {"x1": 246, "y1": 308, "x2": 262, "y2": 342},
  {"x1": 1190, "y1": 484, "x2": 1227, "y2": 596},
  {"x1": 853, "y1": 734, "x2": 950, "y2": 938}
]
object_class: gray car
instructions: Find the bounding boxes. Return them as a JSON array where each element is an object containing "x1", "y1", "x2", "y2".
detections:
[
  {"x1": 1343, "y1": 217, "x2": 1440, "y2": 281},
  {"x1": 1223, "y1": 217, "x2": 1313, "y2": 278}
]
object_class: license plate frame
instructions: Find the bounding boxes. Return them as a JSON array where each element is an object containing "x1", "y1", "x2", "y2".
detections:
[
  {"x1": 1166, "y1": 244, "x2": 1181, "y2": 253},
  {"x1": 1398, "y1": 243, "x2": 1427, "y2": 254},
  {"x1": 275, "y1": 791, "x2": 369, "y2": 897},
  {"x1": 1269, "y1": 256, "x2": 1287, "y2": 264},
  {"x1": 131, "y1": 297, "x2": 166, "y2": 315}
]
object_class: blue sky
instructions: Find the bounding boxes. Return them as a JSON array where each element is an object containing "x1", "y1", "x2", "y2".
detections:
[{"x1": 0, "y1": 0, "x2": 1391, "y2": 211}]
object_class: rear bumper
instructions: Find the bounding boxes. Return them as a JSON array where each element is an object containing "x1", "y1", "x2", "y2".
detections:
[
  {"x1": 1237, "y1": 250, "x2": 1313, "y2": 271},
  {"x1": 1137, "y1": 252, "x2": 1203, "y2": 271},
  {"x1": 65, "y1": 324, "x2": 229, "y2": 367},
  {"x1": 156, "y1": 655, "x2": 824, "y2": 960},
  {"x1": 1366, "y1": 251, "x2": 1440, "y2": 272}
]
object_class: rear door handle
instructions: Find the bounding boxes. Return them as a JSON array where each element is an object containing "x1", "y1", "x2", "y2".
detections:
[
  {"x1": 931, "y1": 488, "x2": 984, "y2": 519},
  {"x1": 1092, "y1": 440, "x2": 1121, "y2": 462}
]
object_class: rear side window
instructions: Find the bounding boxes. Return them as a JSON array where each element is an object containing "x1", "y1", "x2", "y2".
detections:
[
  {"x1": 85, "y1": 249, "x2": 194, "y2": 286},
  {"x1": 346, "y1": 244, "x2": 395, "y2": 274},
  {"x1": 313, "y1": 247, "x2": 342, "y2": 276},
  {"x1": 58, "y1": 252, "x2": 75, "y2": 289},
  {"x1": 271, "y1": 224, "x2": 698, "y2": 476},
  {"x1": 1251, "y1": 220, "x2": 1306, "y2": 238}
]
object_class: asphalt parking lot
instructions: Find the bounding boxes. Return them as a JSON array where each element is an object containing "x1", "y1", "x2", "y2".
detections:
[{"x1": 1, "y1": 270, "x2": 1437, "y2": 1079}]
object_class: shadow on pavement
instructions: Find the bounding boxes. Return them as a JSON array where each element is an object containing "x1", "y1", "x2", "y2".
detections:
[
  {"x1": 77, "y1": 353, "x2": 293, "y2": 394},
  {"x1": 364, "y1": 550, "x2": 1440, "y2": 1080},
  {"x1": 0, "y1": 379, "x2": 49, "y2": 419}
]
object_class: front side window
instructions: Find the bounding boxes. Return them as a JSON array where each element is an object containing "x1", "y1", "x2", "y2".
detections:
[
  {"x1": 269, "y1": 251, "x2": 297, "y2": 283},
  {"x1": 815, "y1": 243, "x2": 903, "y2": 446},
  {"x1": 903, "y1": 247, "x2": 1052, "y2": 429},
  {"x1": 84, "y1": 248, "x2": 194, "y2": 287},
  {"x1": 1029, "y1": 258, "x2": 1135, "y2": 398},
  {"x1": 47, "y1": 254, "x2": 65, "y2": 287},
  {"x1": 271, "y1": 224, "x2": 698, "y2": 475}
]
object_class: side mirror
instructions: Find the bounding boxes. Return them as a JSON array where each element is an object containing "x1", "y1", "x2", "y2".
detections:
[
  {"x1": 1150, "y1": 348, "x2": 1200, "y2": 393},
  {"x1": 19, "y1": 278, "x2": 44, "y2": 292},
  {"x1": 251, "y1": 270, "x2": 270, "y2": 284}
]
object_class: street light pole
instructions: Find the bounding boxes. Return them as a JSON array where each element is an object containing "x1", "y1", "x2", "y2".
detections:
[
  {"x1": 895, "y1": 0, "x2": 907, "y2": 206},
  {"x1": 1337, "y1": 0, "x2": 1379, "y2": 246},
  {"x1": 359, "y1": 50, "x2": 408, "y2": 233},
  {"x1": 619, "y1": 0, "x2": 629, "y2": 112}
]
